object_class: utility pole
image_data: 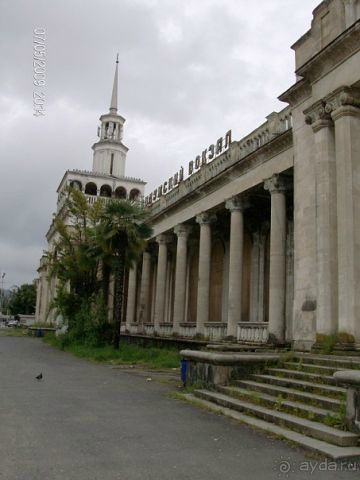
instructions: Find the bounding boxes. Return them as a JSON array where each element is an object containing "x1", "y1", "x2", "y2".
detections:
[{"x1": 0, "y1": 272, "x2": 6, "y2": 315}]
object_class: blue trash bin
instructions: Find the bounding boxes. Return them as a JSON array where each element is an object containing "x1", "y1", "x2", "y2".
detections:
[
  {"x1": 180, "y1": 359, "x2": 187, "y2": 385},
  {"x1": 35, "y1": 329, "x2": 44, "y2": 338}
]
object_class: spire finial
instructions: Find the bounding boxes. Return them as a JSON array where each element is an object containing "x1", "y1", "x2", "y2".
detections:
[{"x1": 110, "y1": 54, "x2": 119, "y2": 114}]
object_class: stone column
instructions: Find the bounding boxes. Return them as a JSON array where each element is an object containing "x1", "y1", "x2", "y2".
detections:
[
  {"x1": 331, "y1": 92, "x2": 360, "y2": 341},
  {"x1": 225, "y1": 197, "x2": 247, "y2": 337},
  {"x1": 153, "y1": 234, "x2": 171, "y2": 331},
  {"x1": 257, "y1": 229, "x2": 267, "y2": 324},
  {"x1": 312, "y1": 112, "x2": 338, "y2": 335},
  {"x1": 264, "y1": 174, "x2": 288, "y2": 343},
  {"x1": 249, "y1": 231, "x2": 261, "y2": 323},
  {"x1": 196, "y1": 213, "x2": 216, "y2": 335},
  {"x1": 35, "y1": 279, "x2": 41, "y2": 322},
  {"x1": 125, "y1": 266, "x2": 137, "y2": 331},
  {"x1": 137, "y1": 251, "x2": 151, "y2": 330},
  {"x1": 173, "y1": 224, "x2": 192, "y2": 333},
  {"x1": 285, "y1": 221, "x2": 294, "y2": 342}
]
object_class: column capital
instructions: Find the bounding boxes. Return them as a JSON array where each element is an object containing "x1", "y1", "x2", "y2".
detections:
[
  {"x1": 196, "y1": 212, "x2": 216, "y2": 225},
  {"x1": 325, "y1": 87, "x2": 360, "y2": 121},
  {"x1": 225, "y1": 195, "x2": 250, "y2": 212},
  {"x1": 304, "y1": 100, "x2": 333, "y2": 126},
  {"x1": 155, "y1": 234, "x2": 172, "y2": 245},
  {"x1": 305, "y1": 88, "x2": 360, "y2": 126},
  {"x1": 311, "y1": 118, "x2": 333, "y2": 133},
  {"x1": 142, "y1": 249, "x2": 152, "y2": 258},
  {"x1": 174, "y1": 224, "x2": 192, "y2": 238},
  {"x1": 331, "y1": 105, "x2": 360, "y2": 122},
  {"x1": 264, "y1": 174, "x2": 290, "y2": 194}
]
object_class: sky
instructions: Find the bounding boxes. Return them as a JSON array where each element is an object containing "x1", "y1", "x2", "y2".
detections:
[{"x1": 0, "y1": 0, "x2": 320, "y2": 288}]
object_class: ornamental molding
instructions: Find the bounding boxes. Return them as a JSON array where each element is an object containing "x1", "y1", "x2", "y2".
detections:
[
  {"x1": 225, "y1": 195, "x2": 250, "y2": 213},
  {"x1": 195, "y1": 212, "x2": 217, "y2": 226},
  {"x1": 278, "y1": 79, "x2": 312, "y2": 107},
  {"x1": 149, "y1": 129, "x2": 293, "y2": 224},
  {"x1": 173, "y1": 224, "x2": 192, "y2": 238},
  {"x1": 155, "y1": 234, "x2": 173, "y2": 245},
  {"x1": 264, "y1": 173, "x2": 291, "y2": 194},
  {"x1": 303, "y1": 86, "x2": 360, "y2": 125}
]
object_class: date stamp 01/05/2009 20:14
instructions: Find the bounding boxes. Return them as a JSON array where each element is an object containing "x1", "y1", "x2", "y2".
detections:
[{"x1": 33, "y1": 27, "x2": 46, "y2": 117}]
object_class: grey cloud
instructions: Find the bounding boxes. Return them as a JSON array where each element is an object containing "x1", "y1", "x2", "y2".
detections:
[{"x1": 0, "y1": 0, "x2": 320, "y2": 285}]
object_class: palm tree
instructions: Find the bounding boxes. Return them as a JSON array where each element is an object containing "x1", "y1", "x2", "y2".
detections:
[{"x1": 100, "y1": 200, "x2": 152, "y2": 349}]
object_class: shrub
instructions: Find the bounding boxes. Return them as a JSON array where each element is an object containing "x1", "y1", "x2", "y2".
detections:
[
  {"x1": 53, "y1": 291, "x2": 112, "y2": 348},
  {"x1": 315, "y1": 334, "x2": 337, "y2": 354}
]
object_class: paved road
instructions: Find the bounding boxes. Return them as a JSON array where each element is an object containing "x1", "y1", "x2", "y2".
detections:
[{"x1": 0, "y1": 336, "x2": 358, "y2": 480}]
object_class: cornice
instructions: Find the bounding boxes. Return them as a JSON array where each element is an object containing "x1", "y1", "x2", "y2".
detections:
[
  {"x1": 92, "y1": 139, "x2": 129, "y2": 152},
  {"x1": 278, "y1": 79, "x2": 312, "y2": 107},
  {"x1": 296, "y1": 20, "x2": 360, "y2": 84},
  {"x1": 148, "y1": 129, "x2": 293, "y2": 224},
  {"x1": 99, "y1": 113, "x2": 126, "y2": 123}
]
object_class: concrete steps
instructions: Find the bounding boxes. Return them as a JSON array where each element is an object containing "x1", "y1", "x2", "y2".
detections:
[
  {"x1": 194, "y1": 389, "x2": 358, "y2": 447},
  {"x1": 216, "y1": 385, "x2": 331, "y2": 421},
  {"x1": 294, "y1": 353, "x2": 360, "y2": 370},
  {"x1": 186, "y1": 354, "x2": 360, "y2": 460},
  {"x1": 251, "y1": 374, "x2": 346, "y2": 398},
  {"x1": 236, "y1": 379, "x2": 342, "y2": 411},
  {"x1": 184, "y1": 393, "x2": 360, "y2": 461},
  {"x1": 283, "y1": 361, "x2": 339, "y2": 375},
  {"x1": 266, "y1": 367, "x2": 337, "y2": 385}
]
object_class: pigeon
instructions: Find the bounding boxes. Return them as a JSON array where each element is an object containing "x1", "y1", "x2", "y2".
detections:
[{"x1": 36, "y1": 373, "x2": 43, "y2": 380}]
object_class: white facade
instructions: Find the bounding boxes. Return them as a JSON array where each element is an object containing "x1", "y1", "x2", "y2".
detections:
[{"x1": 124, "y1": 0, "x2": 360, "y2": 350}]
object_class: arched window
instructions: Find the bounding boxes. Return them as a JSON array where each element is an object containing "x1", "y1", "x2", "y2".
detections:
[
  {"x1": 114, "y1": 186, "x2": 127, "y2": 199},
  {"x1": 129, "y1": 188, "x2": 140, "y2": 201},
  {"x1": 100, "y1": 184, "x2": 112, "y2": 197},
  {"x1": 85, "y1": 182, "x2": 97, "y2": 196}
]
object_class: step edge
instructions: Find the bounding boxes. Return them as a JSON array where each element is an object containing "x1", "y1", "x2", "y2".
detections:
[
  {"x1": 183, "y1": 394, "x2": 360, "y2": 461},
  {"x1": 236, "y1": 380, "x2": 342, "y2": 404},
  {"x1": 219, "y1": 386, "x2": 332, "y2": 416},
  {"x1": 195, "y1": 390, "x2": 358, "y2": 439},
  {"x1": 268, "y1": 367, "x2": 334, "y2": 379},
  {"x1": 253, "y1": 374, "x2": 346, "y2": 393}
]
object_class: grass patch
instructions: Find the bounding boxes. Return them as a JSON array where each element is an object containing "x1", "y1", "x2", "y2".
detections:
[
  {"x1": 0, "y1": 328, "x2": 29, "y2": 337},
  {"x1": 43, "y1": 334, "x2": 180, "y2": 369}
]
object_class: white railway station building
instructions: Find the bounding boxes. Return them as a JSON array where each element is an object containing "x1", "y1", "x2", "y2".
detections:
[{"x1": 36, "y1": 0, "x2": 360, "y2": 350}]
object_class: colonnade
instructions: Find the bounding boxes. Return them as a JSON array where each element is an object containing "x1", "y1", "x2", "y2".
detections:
[{"x1": 125, "y1": 173, "x2": 292, "y2": 343}]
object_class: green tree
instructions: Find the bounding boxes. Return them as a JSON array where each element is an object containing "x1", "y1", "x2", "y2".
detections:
[
  {"x1": 47, "y1": 188, "x2": 152, "y2": 348},
  {"x1": 100, "y1": 200, "x2": 152, "y2": 349},
  {"x1": 49, "y1": 188, "x2": 104, "y2": 301},
  {"x1": 8, "y1": 283, "x2": 36, "y2": 315},
  {"x1": 47, "y1": 188, "x2": 107, "y2": 342}
]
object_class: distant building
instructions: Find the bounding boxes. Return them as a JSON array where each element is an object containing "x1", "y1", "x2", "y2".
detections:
[{"x1": 36, "y1": 0, "x2": 360, "y2": 350}]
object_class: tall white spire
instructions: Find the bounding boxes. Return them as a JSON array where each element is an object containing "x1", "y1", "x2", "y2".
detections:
[
  {"x1": 93, "y1": 55, "x2": 128, "y2": 177},
  {"x1": 109, "y1": 53, "x2": 119, "y2": 114}
]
